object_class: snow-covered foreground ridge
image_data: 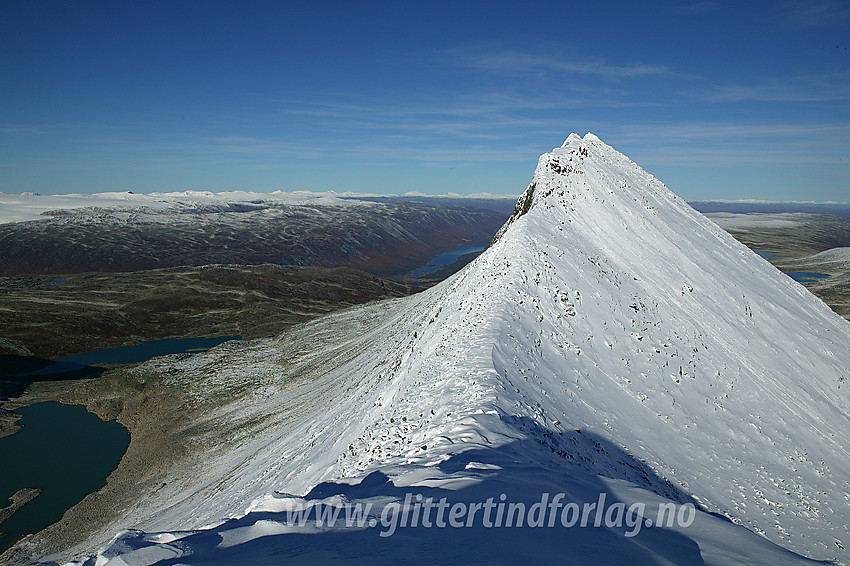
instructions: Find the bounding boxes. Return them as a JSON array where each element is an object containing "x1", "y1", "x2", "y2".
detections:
[{"x1": 67, "y1": 134, "x2": 849, "y2": 565}]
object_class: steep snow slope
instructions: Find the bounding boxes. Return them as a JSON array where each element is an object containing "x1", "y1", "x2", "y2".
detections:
[{"x1": 56, "y1": 134, "x2": 849, "y2": 565}]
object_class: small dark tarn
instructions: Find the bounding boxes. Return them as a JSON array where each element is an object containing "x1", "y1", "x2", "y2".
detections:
[
  {"x1": 787, "y1": 272, "x2": 830, "y2": 283},
  {"x1": 0, "y1": 335, "x2": 241, "y2": 399},
  {"x1": 57, "y1": 335, "x2": 241, "y2": 366}
]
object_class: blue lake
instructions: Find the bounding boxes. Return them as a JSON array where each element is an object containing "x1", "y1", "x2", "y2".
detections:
[
  {"x1": 4, "y1": 335, "x2": 241, "y2": 381},
  {"x1": 787, "y1": 272, "x2": 830, "y2": 283},
  {"x1": 405, "y1": 242, "x2": 487, "y2": 277},
  {"x1": 0, "y1": 336, "x2": 240, "y2": 548},
  {"x1": 58, "y1": 335, "x2": 241, "y2": 366},
  {"x1": 0, "y1": 402, "x2": 130, "y2": 551},
  {"x1": 754, "y1": 250, "x2": 776, "y2": 258}
]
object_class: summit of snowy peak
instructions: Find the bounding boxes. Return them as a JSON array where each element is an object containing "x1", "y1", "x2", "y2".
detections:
[
  {"x1": 562, "y1": 133, "x2": 583, "y2": 146},
  {"x1": 544, "y1": 132, "x2": 622, "y2": 169},
  {"x1": 491, "y1": 133, "x2": 660, "y2": 243},
  {"x1": 491, "y1": 132, "x2": 664, "y2": 243},
  {"x1": 560, "y1": 132, "x2": 603, "y2": 149}
]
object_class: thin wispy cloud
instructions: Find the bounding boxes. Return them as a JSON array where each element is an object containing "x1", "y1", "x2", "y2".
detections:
[
  {"x1": 609, "y1": 121, "x2": 850, "y2": 166},
  {"x1": 280, "y1": 89, "x2": 650, "y2": 121},
  {"x1": 343, "y1": 143, "x2": 545, "y2": 164},
  {"x1": 57, "y1": 134, "x2": 332, "y2": 165},
  {"x1": 274, "y1": 90, "x2": 671, "y2": 144},
  {"x1": 704, "y1": 71, "x2": 850, "y2": 103},
  {"x1": 667, "y1": 2, "x2": 721, "y2": 16},
  {"x1": 634, "y1": 145, "x2": 848, "y2": 166},
  {"x1": 443, "y1": 46, "x2": 685, "y2": 79},
  {"x1": 612, "y1": 122, "x2": 850, "y2": 141},
  {"x1": 0, "y1": 124, "x2": 47, "y2": 136},
  {"x1": 776, "y1": 0, "x2": 850, "y2": 28}
]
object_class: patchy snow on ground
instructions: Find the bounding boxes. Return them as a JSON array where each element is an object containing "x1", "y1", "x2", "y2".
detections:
[
  {"x1": 703, "y1": 212, "x2": 813, "y2": 231},
  {"x1": 0, "y1": 191, "x2": 364, "y2": 224},
  {"x1": 0, "y1": 190, "x2": 522, "y2": 225},
  {"x1": 784, "y1": 247, "x2": 850, "y2": 270}
]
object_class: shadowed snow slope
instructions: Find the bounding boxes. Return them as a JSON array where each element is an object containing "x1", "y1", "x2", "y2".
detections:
[{"x1": 60, "y1": 134, "x2": 849, "y2": 565}]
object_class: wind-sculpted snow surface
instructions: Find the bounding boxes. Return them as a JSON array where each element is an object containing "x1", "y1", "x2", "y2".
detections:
[{"x1": 60, "y1": 134, "x2": 849, "y2": 565}]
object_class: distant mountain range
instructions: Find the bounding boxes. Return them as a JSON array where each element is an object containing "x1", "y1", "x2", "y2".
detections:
[
  {"x1": 0, "y1": 196, "x2": 507, "y2": 278},
  {"x1": 691, "y1": 200, "x2": 850, "y2": 217}
]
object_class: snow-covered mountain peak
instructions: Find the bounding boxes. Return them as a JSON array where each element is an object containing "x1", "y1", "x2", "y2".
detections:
[
  {"x1": 494, "y1": 132, "x2": 671, "y2": 242},
  {"x1": 478, "y1": 134, "x2": 850, "y2": 560},
  {"x1": 58, "y1": 136, "x2": 850, "y2": 565},
  {"x1": 432, "y1": 133, "x2": 849, "y2": 559},
  {"x1": 535, "y1": 132, "x2": 657, "y2": 207}
]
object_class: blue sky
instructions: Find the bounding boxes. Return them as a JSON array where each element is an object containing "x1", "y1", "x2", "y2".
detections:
[{"x1": 1, "y1": 1, "x2": 848, "y2": 201}]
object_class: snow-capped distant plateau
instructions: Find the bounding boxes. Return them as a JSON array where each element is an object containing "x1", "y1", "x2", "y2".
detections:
[
  {"x1": 0, "y1": 190, "x2": 519, "y2": 225},
  {"x1": 703, "y1": 212, "x2": 814, "y2": 230},
  {"x1": 0, "y1": 190, "x2": 372, "y2": 224}
]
